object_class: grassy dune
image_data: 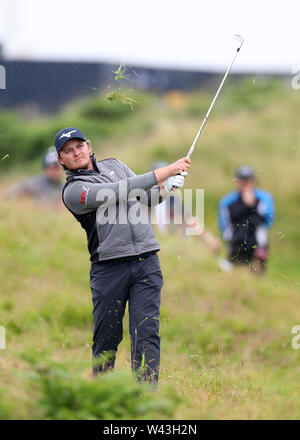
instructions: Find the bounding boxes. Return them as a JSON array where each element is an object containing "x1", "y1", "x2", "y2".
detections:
[{"x1": 1, "y1": 77, "x2": 300, "y2": 419}]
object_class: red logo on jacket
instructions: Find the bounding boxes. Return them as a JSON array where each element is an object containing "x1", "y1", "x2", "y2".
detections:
[
  {"x1": 80, "y1": 185, "x2": 90, "y2": 205},
  {"x1": 80, "y1": 190, "x2": 87, "y2": 204}
]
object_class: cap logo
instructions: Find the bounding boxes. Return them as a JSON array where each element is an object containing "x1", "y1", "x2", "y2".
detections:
[{"x1": 59, "y1": 130, "x2": 77, "y2": 139}]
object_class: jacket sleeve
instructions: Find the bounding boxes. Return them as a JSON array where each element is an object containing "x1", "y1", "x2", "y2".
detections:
[
  {"x1": 7, "y1": 176, "x2": 41, "y2": 199},
  {"x1": 218, "y1": 191, "x2": 238, "y2": 242},
  {"x1": 118, "y1": 160, "x2": 166, "y2": 207},
  {"x1": 63, "y1": 169, "x2": 158, "y2": 215},
  {"x1": 255, "y1": 190, "x2": 275, "y2": 228},
  {"x1": 218, "y1": 196, "x2": 233, "y2": 241}
]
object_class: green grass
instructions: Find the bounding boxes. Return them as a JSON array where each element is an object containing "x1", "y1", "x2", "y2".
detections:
[{"x1": 1, "y1": 77, "x2": 300, "y2": 419}]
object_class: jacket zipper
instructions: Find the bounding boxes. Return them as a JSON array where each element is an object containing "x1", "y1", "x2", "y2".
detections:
[{"x1": 128, "y1": 219, "x2": 139, "y2": 255}]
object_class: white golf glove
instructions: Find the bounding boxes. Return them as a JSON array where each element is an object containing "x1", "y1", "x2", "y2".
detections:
[{"x1": 164, "y1": 172, "x2": 187, "y2": 193}]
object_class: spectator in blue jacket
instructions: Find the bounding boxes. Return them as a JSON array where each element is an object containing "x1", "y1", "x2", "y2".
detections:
[{"x1": 218, "y1": 166, "x2": 275, "y2": 272}]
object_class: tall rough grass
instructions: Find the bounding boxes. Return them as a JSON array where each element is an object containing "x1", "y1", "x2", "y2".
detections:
[{"x1": 1, "y1": 78, "x2": 300, "y2": 419}]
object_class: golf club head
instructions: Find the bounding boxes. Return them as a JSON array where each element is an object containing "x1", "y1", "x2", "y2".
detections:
[{"x1": 233, "y1": 34, "x2": 244, "y2": 49}]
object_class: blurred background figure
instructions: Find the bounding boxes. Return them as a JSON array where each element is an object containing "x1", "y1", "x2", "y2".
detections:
[
  {"x1": 151, "y1": 161, "x2": 221, "y2": 254},
  {"x1": 218, "y1": 165, "x2": 275, "y2": 273},
  {"x1": 151, "y1": 161, "x2": 184, "y2": 234},
  {"x1": 8, "y1": 146, "x2": 64, "y2": 204}
]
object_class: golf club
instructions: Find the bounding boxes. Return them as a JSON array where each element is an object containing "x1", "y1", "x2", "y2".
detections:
[
  {"x1": 187, "y1": 34, "x2": 244, "y2": 159},
  {"x1": 171, "y1": 34, "x2": 244, "y2": 191}
]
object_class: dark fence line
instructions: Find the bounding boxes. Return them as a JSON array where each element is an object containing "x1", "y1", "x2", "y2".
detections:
[{"x1": 0, "y1": 60, "x2": 222, "y2": 113}]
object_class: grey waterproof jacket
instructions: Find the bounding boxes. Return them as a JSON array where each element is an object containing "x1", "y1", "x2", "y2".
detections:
[{"x1": 62, "y1": 155, "x2": 163, "y2": 262}]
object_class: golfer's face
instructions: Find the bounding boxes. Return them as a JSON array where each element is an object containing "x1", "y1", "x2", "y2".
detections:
[{"x1": 59, "y1": 139, "x2": 91, "y2": 170}]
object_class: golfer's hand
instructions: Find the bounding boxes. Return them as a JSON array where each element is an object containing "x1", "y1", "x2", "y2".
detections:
[
  {"x1": 164, "y1": 171, "x2": 187, "y2": 193},
  {"x1": 168, "y1": 157, "x2": 191, "y2": 176},
  {"x1": 153, "y1": 157, "x2": 190, "y2": 184}
]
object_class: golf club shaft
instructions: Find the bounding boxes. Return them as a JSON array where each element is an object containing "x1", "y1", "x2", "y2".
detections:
[{"x1": 187, "y1": 38, "x2": 244, "y2": 159}]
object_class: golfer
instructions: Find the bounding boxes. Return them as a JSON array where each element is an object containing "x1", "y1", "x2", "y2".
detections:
[
  {"x1": 55, "y1": 127, "x2": 190, "y2": 383},
  {"x1": 218, "y1": 165, "x2": 275, "y2": 272}
]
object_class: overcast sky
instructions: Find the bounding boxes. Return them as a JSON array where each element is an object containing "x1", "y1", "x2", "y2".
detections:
[{"x1": 0, "y1": 0, "x2": 299, "y2": 73}]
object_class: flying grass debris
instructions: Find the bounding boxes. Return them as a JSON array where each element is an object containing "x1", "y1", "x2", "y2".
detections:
[
  {"x1": 1, "y1": 154, "x2": 9, "y2": 161},
  {"x1": 105, "y1": 63, "x2": 139, "y2": 111},
  {"x1": 112, "y1": 62, "x2": 137, "y2": 82},
  {"x1": 112, "y1": 63, "x2": 137, "y2": 82},
  {"x1": 105, "y1": 90, "x2": 139, "y2": 111}
]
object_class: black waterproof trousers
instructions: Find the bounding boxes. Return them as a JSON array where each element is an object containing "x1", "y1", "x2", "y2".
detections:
[{"x1": 90, "y1": 252, "x2": 163, "y2": 383}]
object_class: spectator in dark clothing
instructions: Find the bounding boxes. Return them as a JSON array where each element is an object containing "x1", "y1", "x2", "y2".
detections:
[
  {"x1": 8, "y1": 146, "x2": 64, "y2": 204},
  {"x1": 218, "y1": 166, "x2": 275, "y2": 272}
]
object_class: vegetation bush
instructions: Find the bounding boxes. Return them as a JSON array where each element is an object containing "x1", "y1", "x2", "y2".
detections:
[{"x1": 18, "y1": 353, "x2": 181, "y2": 420}]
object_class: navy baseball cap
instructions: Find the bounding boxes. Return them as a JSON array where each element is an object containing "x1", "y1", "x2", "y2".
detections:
[
  {"x1": 235, "y1": 165, "x2": 255, "y2": 180},
  {"x1": 55, "y1": 127, "x2": 87, "y2": 153}
]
